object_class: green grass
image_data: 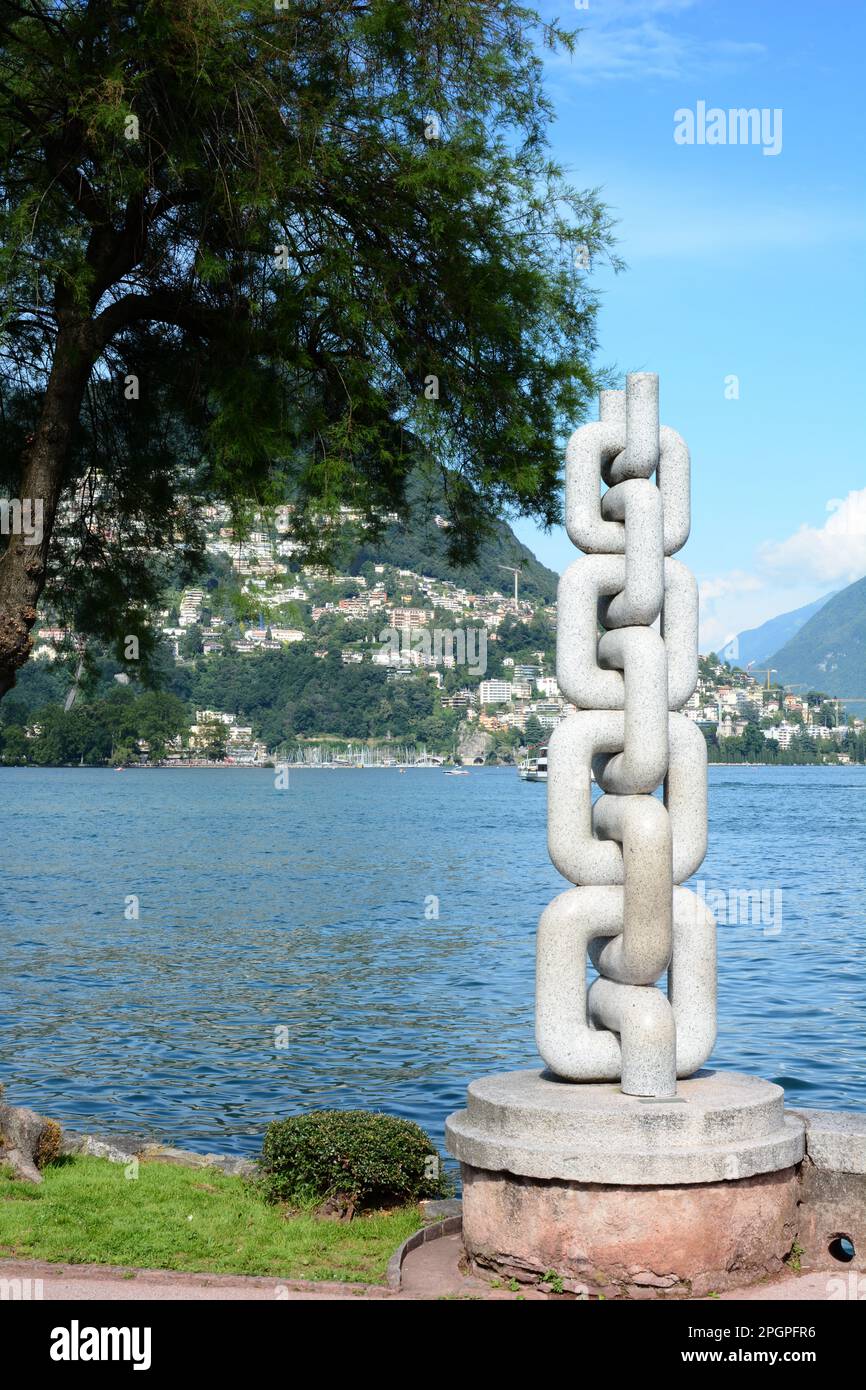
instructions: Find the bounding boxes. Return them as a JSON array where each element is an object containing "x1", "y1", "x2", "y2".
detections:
[{"x1": 0, "y1": 1157, "x2": 420, "y2": 1283}]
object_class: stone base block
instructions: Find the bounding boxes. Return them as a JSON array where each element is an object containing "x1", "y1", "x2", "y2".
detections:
[
  {"x1": 460, "y1": 1163, "x2": 800, "y2": 1297},
  {"x1": 797, "y1": 1166, "x2": 866, "y2": 1275},
  {"x1": 792, "y1": 1109, "x2": 866, "y2": 1275},
  {"x1": 446, "y1": 1068, "x2": 806, "y2": 1297},
  {"x1": 446, "y1": 1068, "x2": 804, "y2": 1185}
]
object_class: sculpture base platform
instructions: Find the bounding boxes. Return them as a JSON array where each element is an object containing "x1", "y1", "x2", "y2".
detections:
[{"x1": 445, "y1": 1069, "x2": 806, "y2": 1297}]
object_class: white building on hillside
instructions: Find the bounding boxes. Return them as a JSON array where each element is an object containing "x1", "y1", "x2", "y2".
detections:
[
  {"x1": 478, "y1": 679, "x2": 512, "y2": 705},
  {"x1": 179, "y1": 590, "x2": 205, "y2": 627}
]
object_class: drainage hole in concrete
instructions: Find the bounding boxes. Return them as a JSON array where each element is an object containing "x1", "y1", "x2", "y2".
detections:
[{"x1": 828, "y1": 1235, "x2": 855, "y2": 1263}]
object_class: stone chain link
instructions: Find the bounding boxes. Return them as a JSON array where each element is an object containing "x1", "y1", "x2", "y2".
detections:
[{"x1": 537, "y1": 373, "x2": 717, "y2": 1098}]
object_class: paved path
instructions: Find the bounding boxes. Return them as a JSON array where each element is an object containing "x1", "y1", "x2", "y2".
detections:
[
  {"x1": 0, "y1": 1248, "x2": 844, "y2": 1301},
  {"x1": 0, "y1": 1258, "x2": 392, "y2": 1301},
  {"x1": 717, "y1": 1271, "x2": 848, "y2": 1301}
]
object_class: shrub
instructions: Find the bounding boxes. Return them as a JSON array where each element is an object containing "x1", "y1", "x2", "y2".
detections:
[
  {"x1": 35, "y1": 1118, "x2": 63, "y2": 1169},
  {"x1": 259, "y1": 1109, "x2": 452, "y2": 1210}
]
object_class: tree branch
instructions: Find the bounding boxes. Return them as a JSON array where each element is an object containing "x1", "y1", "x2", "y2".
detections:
[{"x1": 90, "y1": 291, "x2": 230, "y2": 348}]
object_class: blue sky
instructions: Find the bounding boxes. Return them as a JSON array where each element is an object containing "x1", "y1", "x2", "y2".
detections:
[{"x1": 510, "y1": 0, "x2": 866, "y2": 652}]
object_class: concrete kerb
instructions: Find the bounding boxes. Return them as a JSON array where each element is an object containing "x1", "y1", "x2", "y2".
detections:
[
  {"x1": 386, "y1": 1212, "x2": 464, "y2": 1291},
  {"x1": 790, "y1": 1108, "x2": 866, "y2": 1174}
]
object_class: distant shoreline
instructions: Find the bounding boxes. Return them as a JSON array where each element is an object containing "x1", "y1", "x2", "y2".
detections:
[
  {"x1": 706, "y1": 761, "x2": 861, "y2": 768},
  {"x1": 3, "y1": 760, "x2": 864, "y2": 772},
  {"x1": 0, "y1": 761, "x2": 476, "y2": 771}
]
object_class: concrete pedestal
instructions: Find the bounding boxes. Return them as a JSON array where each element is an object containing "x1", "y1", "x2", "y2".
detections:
[{"x1": 445, "y1": 1069, "x2": 805, "y2": 1297}]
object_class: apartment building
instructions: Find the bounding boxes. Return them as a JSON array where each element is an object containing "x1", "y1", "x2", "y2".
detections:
[
  {"x1": 387, "y1": 607, "x2": 434, "y2": 631},
  {"x1": 178, "y1": 590, "x2": 205, "y2": 627},
  {"x1": 478, "y1": 679, "x2": 512, "y2": 705}
]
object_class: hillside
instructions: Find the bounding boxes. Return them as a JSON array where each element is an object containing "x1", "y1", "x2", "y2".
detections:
[
  {"x1": 4, "y1": 473, "x2": 562, "y2": 759},
  {"x1": 770, "y1": 575, "x2": 866, "y2": 696},
  {"x1": 348, "y1": 471, "x2": 559, "y2": 604},
  {"x1": 725, "y1": 593, "x2": 834, "y2": 667}
]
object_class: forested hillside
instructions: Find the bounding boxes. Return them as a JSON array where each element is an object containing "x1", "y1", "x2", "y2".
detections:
[
  {"x1": 1, "y1": 609, "x2": 555, "y2": 764},
  {"x1": 346, "y1": 471, "x2": 558, "y2": 602},
  {"x1": 770, "y1": 575, "x2": 866, "y2": 696}
]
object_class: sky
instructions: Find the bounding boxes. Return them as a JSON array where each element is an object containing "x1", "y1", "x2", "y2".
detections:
[{"x1": 509, "y1": 0, "x2": 866, "y2": 653}]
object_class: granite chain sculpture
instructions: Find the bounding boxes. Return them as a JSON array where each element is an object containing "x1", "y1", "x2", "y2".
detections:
[{"x1": 538, "y1": 373, "x2": 717, "y2": 1099}]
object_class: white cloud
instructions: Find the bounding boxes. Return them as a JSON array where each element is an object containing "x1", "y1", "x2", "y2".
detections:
[
  {"x1": 758, "y1": 489, "x2": 866, "y2": 586},
  {"x1": 698, "y1": 491, "x2": 866, "y2": 651},
  {"x1": 699, "y1": 580, "x2": 831, "y2": 655},
  {"x1": 699, "y1": 571, "x2": 763, "y2": 604},
  {"x1": 698, "y1": 571, "x2": 789, "y2": 653},
  {"x1": 540, "y1": 0, "x2": 765, "y2": 85}
]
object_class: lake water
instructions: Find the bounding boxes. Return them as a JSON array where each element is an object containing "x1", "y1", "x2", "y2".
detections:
[{"x1": 1, "y1": 765, "x2": 864, "y2": 1160}]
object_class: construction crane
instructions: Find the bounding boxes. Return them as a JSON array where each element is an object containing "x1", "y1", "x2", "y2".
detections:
[
  {"x1": 746, "y1": 664, "x2": 778, "y2": 691},
  {"x1": 822, "y1": 697, "x2": 866, "y2": 727},
  {"x1": 498, "y1": 564, "x2": 521, "y2": 614}
]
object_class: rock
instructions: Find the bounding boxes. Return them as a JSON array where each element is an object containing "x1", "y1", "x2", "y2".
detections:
[
  {"x1": 0, "y1": 1085, "x2": 62, "y2": 1183},
  {"x1": 316, "y1": 1193, "x2": 356, "y2": 1221},
  {"x1": 456, "y1": 722, "x2": 493, "y2": 763},
  {"x1": 138, "y1": 1143, "x2": 211, "y2": 1167},
  {"x1": 212, "y1": 1156, "x2": 258, "y2": 1179},
  {"x1": 61, "y1": 1131, "x2": 145, "y2": 1160},
  {"x1": 629, "y1": 1270, "x2": 681, "y2": 1288},
  {"x1": 66, "y1": 1135, "x2": 138, "y2": 1166},
  {"x1": 138, "y1": 1144, "x2": 257, "y2": 1179},
  {"x1": 61, "y1": 1129, "x2": 257, "y2": 1179}
]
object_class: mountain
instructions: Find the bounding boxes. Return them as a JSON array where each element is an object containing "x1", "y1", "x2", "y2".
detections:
[
  {"x1": 769, "y1": 575, "x2": 866, "y2": 696},
  {"x1": 348, "y1": 471, "x2": 559, "y2": 604},
  {"x1": 721, "y1": 593, "x2": 835, "y2": 668}
]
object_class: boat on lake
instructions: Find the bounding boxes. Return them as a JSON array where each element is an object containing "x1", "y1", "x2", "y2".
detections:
[{"x1": 518, "y1": 746, "x2": 548, "y2": 782}]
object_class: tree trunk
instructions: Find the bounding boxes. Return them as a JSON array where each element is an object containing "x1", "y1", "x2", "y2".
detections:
[{"x1": 0, "y1": 328, "x2": 93, "y2": 699}]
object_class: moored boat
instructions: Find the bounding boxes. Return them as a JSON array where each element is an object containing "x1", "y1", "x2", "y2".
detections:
[{"x1": 518, "y1": 746, "x2": 548, "y2": 781}]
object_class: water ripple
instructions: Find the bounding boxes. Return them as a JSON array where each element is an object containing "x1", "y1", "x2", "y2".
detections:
[{"x1": 0, "y1": 764, "x2": 863, "y2": 1157}]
